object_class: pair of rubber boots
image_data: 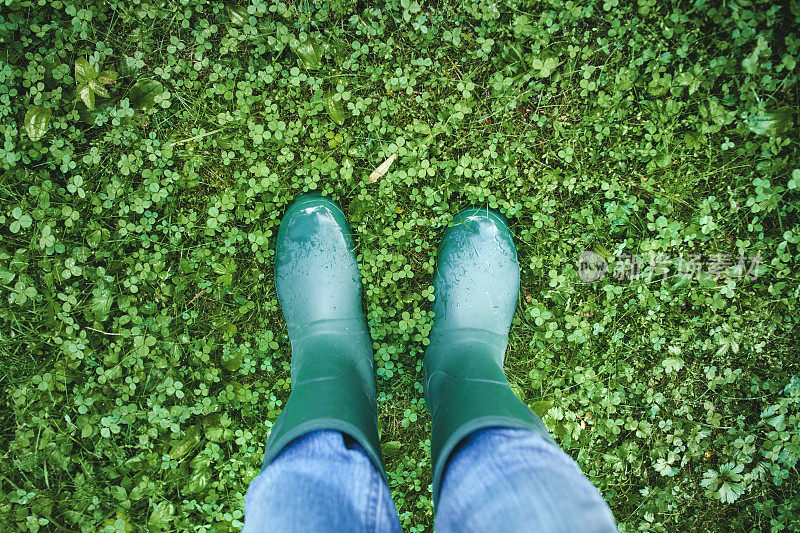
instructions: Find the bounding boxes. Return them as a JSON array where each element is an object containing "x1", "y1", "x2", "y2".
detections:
[{"x1": 264, "y1": 194, "x2": 551, "y2": 505}]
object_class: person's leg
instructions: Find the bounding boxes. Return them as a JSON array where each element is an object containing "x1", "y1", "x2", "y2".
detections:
[
  {"x1": 243, "y1": 430, "x2": 401, "y2": 532},
  {"x1": 423, "y1": 209, "x2": 616, "y2": 531},
  {"x1": 435, "y1": 428, "x2": 616, "y2": 532},
  {"x1": 243, "y1": 195, "x2": 398, "y2": 530}
]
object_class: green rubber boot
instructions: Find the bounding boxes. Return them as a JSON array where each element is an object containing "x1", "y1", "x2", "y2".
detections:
[
  {"x1": 262, "y1": 194, "x2": 387, "y2": 484},
  {"x1": 424, "y1": 208, "x2": 554, "y2": 505}
]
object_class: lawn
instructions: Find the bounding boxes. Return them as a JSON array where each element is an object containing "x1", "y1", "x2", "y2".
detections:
[{"x1": 1, "y1": 0, "x2": 799, "y2": 531}]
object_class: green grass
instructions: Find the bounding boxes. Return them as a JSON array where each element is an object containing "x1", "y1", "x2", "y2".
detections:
[{"x1": 1, "y1": 0, "x2": 799, "y2": 531}]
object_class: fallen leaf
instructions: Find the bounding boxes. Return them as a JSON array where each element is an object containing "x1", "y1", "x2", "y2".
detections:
[{"x1": 369, "y1": 153, "x2": 397, "y2": 183}]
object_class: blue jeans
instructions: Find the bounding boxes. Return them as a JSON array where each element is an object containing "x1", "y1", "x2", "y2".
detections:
[{"x1": 243, "y1": 428, "x2": 617, "y2": 532}]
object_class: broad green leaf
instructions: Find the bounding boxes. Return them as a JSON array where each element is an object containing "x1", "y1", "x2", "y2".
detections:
[
  {"x1": 203, "y1": 412, "x2": 232, "y2": 443},
  {"x1": 530, "y1": 400, "x2": 554, "y2": 418},
  {"x1": 669, "y1": 274, "x2": 691, "y2": 293},
  {"x1": 746, "y1": 107, "x2": 794, "y2": 138},
  {"x1": 74, "y1": 57, "x2": 97, "y2": 84},
  {"x1": 662, "y1": 357, "x2": 684, "y2": 374},
  {"x1": 24, "y1": 105, "x2": 51, "y2": 141},
  {"x1": 205, "y1": 425, "x2": 224, "y2": 443},
  {"x1": 701, "y1": 469, "x2": 719, "y2": 490},
  {"x1": 90, "y1": 286, "x2": 114, "y2": 322},
  {"x1": 168, "y1": 425, "x2": 201, "y2": 460},
  {"x1": 129, "y1": 79, "x2": 164, "y2": 111},
  {"x1": 184, "y1": 467, "x2": 211, "y2": 495},
  {"x1": 78, "y1": 83, "x2": 95, "y2": 110},
  {"x1": 89, "y1": 78, "x2": 110, "y2": 98},
  {"x1": 708, "y1": 99, "x2": 734, "y2": 125},
  {"x1": 148, "y1": 501, "x2": 175, "y2": 532},
  {"x1": 229, "y1": 5, "x2": 247, "y2": 26},
  {"x1": 654, "y1": 458, "x2": 677, "y2": 477},
  {"x1": 322, "y1": 36, "x2": 350, "y2": 63},
  {"x1": 325, "y1": 90, "x2": 346, "y2": 125},
  {"x1": 682, "y1": 132, "x2": 702, "y2": 150},
  {"x1": 212, "y1": 258, "x2": 236, "y2": 276},
  {"x1": 292, "y1": 36, "x2": 322, "y2": 69},
  {"x1": 382, "y1": 441, "x2": 401, "y2": 457},
  {"x1": 87, "y1": 229, "x2": 102, "y2": 248},
  {"x1": 654, "y1": 150, "x2": 671, "y2": 169},
  {"x1": 718, "y1": 482, "x2": 745, "y2": 504},
  {"x1": 0, "y1": 268, "x2": 15, "y2": 284},
  {"x1": 766, "y1": 413, "x2": 785, "y2": 429}
]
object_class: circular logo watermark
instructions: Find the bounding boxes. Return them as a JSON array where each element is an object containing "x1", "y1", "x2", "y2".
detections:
[{"x1": 577, "y1": 250, "x2": 608, "y2": 282}]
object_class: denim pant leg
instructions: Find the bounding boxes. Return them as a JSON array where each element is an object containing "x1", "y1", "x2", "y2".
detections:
[
  {"x1": 435, "y1": 428, "x2": 617, "y2": 533},
  {"x1": 243, "y1": 430, "x2": 401, "y2": 533}
]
